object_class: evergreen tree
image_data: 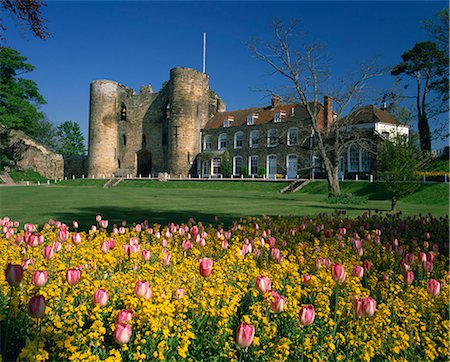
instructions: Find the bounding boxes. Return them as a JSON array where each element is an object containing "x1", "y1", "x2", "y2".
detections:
[{"x1": 55, "y1": 120, "x2": 85, "y2": 155}]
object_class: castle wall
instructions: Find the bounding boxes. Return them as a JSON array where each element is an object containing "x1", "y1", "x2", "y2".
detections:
[
  {"x1": 168, "y1": 68, "x2": 210, "y2": 176},
  {"x1": 87, "y1": 80, "x2": 120, "y2": 177}
]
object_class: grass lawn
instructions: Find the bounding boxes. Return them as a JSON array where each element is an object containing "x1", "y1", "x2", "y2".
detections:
[{"x1": 0, "y1": 180, "x2": 448, "y2": 229}]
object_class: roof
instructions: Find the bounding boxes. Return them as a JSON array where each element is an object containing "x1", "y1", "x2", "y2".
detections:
[
  {"x1": 346, "y1": 105, "x2": 407, "y2": 126},
  {"x1": 204, "y1": 103, "x2": 316, "y2": 129}
]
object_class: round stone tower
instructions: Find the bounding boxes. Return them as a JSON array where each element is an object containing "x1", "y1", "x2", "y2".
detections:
[
  {"x1": 168, "y1": 67, "x2": 210, "y2": 176},
  {"x1": 87, "y1": 80, "x2": 120, "y2": 177}
]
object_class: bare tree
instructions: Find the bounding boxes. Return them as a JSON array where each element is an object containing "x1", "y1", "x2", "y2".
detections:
[{"x1": 248, "y1": 21, "x2": 383, "y2": 197}]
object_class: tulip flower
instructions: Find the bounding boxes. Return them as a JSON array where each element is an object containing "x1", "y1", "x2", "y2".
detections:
[
  {"x1": 142, "y1": 249, "x2": 151, "y2": 261},
  {"x1": 93, "y1": 288, "x2": 109, "y2": 307},
  {"x1": 362, "y1": 260, "x2": 372, "y2": 272},
  {"x1": 114, "y1": 323, "x2": 132, "y2": 345},
  {"x1": 331, "y1": 264, "x2": 346, "y2": 284},
  {"x1": 235, "y1": 322, "x2": 255, "y2": 348},
  {"x1": 299, "y1": 305, "x2": 315, "y2": 326},
  {"x1": 57, "y1": 228, "x2": 69, "y2": 242},
  {"x1": 5, "y1": 264, "x2": 23, "y2": 287},
  {"x1": 117, "y1": 309, "x2": 133, "y2": 324},
  {"x1": 96, "y1": 215, "x2": 102, "y2": 223},
  {"x1": 22, "y1": 258, "x2": 34, "y2": 270},
  {"x1": 403, "y1": 271, "x2": 414, "y2": 285},
  {"x1": 66, "y1": 268, "x2": 81, "y2": 286},
  {"x1": 42, "y1": 246, "x2": 54, "y2": 259},
  {"x1": 426, "y1": 279, "x2": 441, "y2": 297},
  {"x1": 270, "y1": 292, "x2": 285, "y2": 313},
  {"x1": 302, "y1": 274, "x2": 312, "y2": 285},
  {"x1": 99, "y1": 220, "x2": 108, "y2": 229},
  {"x1": 134, "y1": 281, "x2": 152, "y2": 299},
  {"x1": 361, "y1": 297, "x2": 377, "y2": 317},
  {"x1": 175, "y1": 288, "x2": 186, "y2": 299},
  {"x1": 353, "y1": 265, "x2": 364, "y2": 279},
  {"x1": 422, "y1": 260, "x2": 434, "y2": 273},
  {"x1": 32, "y1": 271, "x2": 48, "y2": 287},
  {"x1": 198, "y1": 258, "x2": 213, "y2": 277},
  {"x1": 255, "y1": 276, "x2": 271, "y2": 293},
  {"x1": 72, "y1": 233, "x2": 82, "y2": 245},
  {"x1": 28, "y1": 295, "x2": 46, "y2": 318}
]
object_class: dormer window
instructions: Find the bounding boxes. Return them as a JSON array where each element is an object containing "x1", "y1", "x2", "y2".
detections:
[
  {"x1": 247, "y1": 113, "x2": 259, "y2": 125},
  {"x1": 223, "y1": 116, "x2": 234, "y2": 128},
  {"x1": 274, "y1": 110, "x2": 286, "y2": 123}
]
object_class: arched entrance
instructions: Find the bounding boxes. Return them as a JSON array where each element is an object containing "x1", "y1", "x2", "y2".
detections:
[{"x1": 137, "y1": 150, "x2": 152, "y2": 177}]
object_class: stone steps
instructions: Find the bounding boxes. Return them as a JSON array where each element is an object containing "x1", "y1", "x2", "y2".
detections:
[
  {"x1": 280, "y1": 179, "x2": 309, "y2": 193},
  {"x1": 103, "y1": 177, "x2": 123, "y2": 188},
  {"x1": 0, "y1": 172, "x2": 15, "y2": 185}
]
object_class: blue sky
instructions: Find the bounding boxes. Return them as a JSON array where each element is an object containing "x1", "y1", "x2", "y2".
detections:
[{"x1": 3, "y1": 0, "x2": 448, "y2": 150}]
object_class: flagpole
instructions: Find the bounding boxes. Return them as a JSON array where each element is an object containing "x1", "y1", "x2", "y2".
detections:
[{"x1": 202, "y1": 32, "x2": 206, "y2": 74}]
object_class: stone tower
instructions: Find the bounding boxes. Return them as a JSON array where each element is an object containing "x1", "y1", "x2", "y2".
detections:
[
  {"x1": 168, "y1": 67, "x2": 210, "y2": 176},
  {"x1": 87, "y1": 80, "x2": 120, "y2": 177}
]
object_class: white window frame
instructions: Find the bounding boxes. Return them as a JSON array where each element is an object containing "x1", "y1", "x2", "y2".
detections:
[
  {"x1": 218, "y1": 133, "x2": 227, "y2": 150},
  {"x1": 249, "y1": 155, "x2": 258, "y2": 176},
  {"x1": 286, "y1": 154, "x2": 298, "y2": 179},
  {"x1": 267, "y1": 154, "x2": 277, "y2": 178},
  {"x1": 246, "y1": 115, "x2": 254, "y2": 125},
  {"x1": 233, "y1": 156, "x2": 243, "y2": 176},
  {"x1": 234, "y1": 131, "x2": 243, "y2": 149},
  {"x1": 348, "y1": 144, "x2": 359, "y2": 172},
  {"x1": 360, "y1": 148, "x2": 371, "y2": 172},
  {"x1": 212, "y1": 157, "x2": 222, "y2": 176},
  {"x1": 203, "y1": 135, "x2": 212, "y2": 151},
  {"x1": 267, "y1": 129, "x2": 278, "y2": 147},
  {"x1": 249, "y1": 130, "x2": 260, "y2": 148},
  {"x1": 287, "y1": 127, "x2": 298, "y2": 146}
]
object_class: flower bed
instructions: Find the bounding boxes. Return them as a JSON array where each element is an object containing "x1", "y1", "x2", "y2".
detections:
[{"x1": 0, "y1": 211, "x2": 449, "y2": 361}]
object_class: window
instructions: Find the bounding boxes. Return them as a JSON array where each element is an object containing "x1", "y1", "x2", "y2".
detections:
[
  {"x1": 247, "y1": 113, "x2": 258, "y2": 125},
  {"x1": 234, "y1": 131, "x2": 243, "y2": 149},
  {"x1": 274, "y1": 111, "x2": 286, "y2": 123},
  {"x1": 218, "y1": 134, "x2": 227, "y2": 150},
  {"x1": 287, "y1": 127, "x2": 298, "y2": 146},
  {"x1": 203, "y1": 135, "x2": 212, "y2": 151},
  {"x1": 122, "y1": 134, "x2": 127, "y2": 146},
  {"x1": 249, "y1": 130, "x2": 260, "y2": 148},
  {"x1": 165, "y1": 103, "x2": 171, "y2": 119},
  {"x1": 233, "y1": 156, "x2": 243, "y2": 175},
  {"x1": 267, "y1": 129, "x2": 278, "y2": 147},
  {"x1": 348, "y1": 144, "x2": 359, "y2": 172},
  {"x1": 267, "y1": 155, "x2": 277, "y2": 178},
  {"x1": 382, "y1": 131, "x2": 390, "y2": 139},
  {"x1": 142, "y1": 134, "x2": 146, "y2": 148},
  {"x1": 286, "y1": 154, "x2": 298, "y2": 179},
  {"x1": 249, "y1": 156, "x2": 258, "y2": 175},
  {"x1": 120, "y1": 103, "x2": 127, "y2": 122},
  {"x1": 212, "y1": 158, "x2": 221, "y2": 175},
  {"x1": 360, "y1": 148, "x2": 371, "y2": 172},
  {"x1": 223, "y1": 119, "x2": 233, "y2": 127}
]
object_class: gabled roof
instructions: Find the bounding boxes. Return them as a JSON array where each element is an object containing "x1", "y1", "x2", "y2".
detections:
[
  {"x1": 346, "y1": 105, "x2": 407, "y2": 126},
  {"x1": 204, "y1": 103, "x2": 316, "y2": 129}
]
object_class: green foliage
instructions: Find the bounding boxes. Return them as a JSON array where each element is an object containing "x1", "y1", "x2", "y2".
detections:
[
  {"x1": 0, "y1": 126, "x2": 13, "y2": 170},
  {"x1": 241, "y1": 166, "x2": 249, "y2": 178},
  {"x1": 9, "y1": 170, "x2": 47, "y2": 182},
  {"x1": 33, "y1": 118, "x2": 58, "y2": 151},
  {"x1": 221, "y1": 150, "x2": 232, "y2": 177},
  {"x1": 422, "y1": 159, "x2": 450, "y2": 173},
  {"x1": 55, "y1": 120, "x2": 86, "y2": 155},
  {"x1": 0, "y1": 47, "x2": 46, "y2": 137},
  {"x1": 326, "y1": 193, "x2": 368, "y2": 205},
  {"x1": 376, "y1": 135, "x2": 422, "y2": 210},
  {"x1": 258, "y1": 167, "x2": 266, "y2": 177}
]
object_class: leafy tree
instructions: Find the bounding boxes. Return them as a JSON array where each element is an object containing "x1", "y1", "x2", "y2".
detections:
[
  {"x1": 391, "y1": 39, "x2": 448, "y2": 153},
  {"x1": 0, "y1": 0, "x2": 49, "y2": 40},
  {"x1": 221, "y1": 150, "x2": 232, "y2": 177},
  {"x1": 0, "y1": 47, "x2": 46, "y2": 136},
  {"x1": 55, "y1": 120, "x2": 85, "y2": 155},
  {"x1": 376, "y1": 135, "x2": 423, "y2": 211},
  {"x1": 34, "y1": 118, "x2": 57, "y2": 150}
]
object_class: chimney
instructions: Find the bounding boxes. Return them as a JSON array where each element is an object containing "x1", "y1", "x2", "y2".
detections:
[
  {"x1": 271, "y1": 94, "x2": 282, "y2": 108},
  {"x1": 324, "y1": 96, "x2": 333, "y2": 127}
]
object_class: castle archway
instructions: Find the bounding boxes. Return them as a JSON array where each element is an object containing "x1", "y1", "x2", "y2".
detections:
[{"x1": 137, "y1": 150, "x2": 152, "y2": 177}]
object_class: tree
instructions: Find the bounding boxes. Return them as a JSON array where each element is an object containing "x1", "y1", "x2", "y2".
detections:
[
  {"x1": 0, "y1": 46, "x2": 46, "y2": 136},
  {"x1": 55, "y1": 120, "x2": 85, "y2": 155},
  {"x1": 34, "y1": 117, "x2": 57, "y2": 150},
  {"x1": 249, "y1": 21, "x2": 382, "y2": 197},
  {"x1": 391, "y1": 41, "x2": 448, "y2": 153},
  {"x1": 376, "y1": 135, "x2": 422, "y2": 211},
  {"x1": 0, "y1": 0, "x2": 49, "y2": 40}
]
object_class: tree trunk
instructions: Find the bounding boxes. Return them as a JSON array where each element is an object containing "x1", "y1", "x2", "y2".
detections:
[
  {"x1": 418, "y1": 113, "x2": 431, "y2": 154},
  {"x1": 326, "y1": 167, "x2": 341, "y2": 197},
  {"x1": 391, "y1": 194, "x2": 397, "y2": 211}
]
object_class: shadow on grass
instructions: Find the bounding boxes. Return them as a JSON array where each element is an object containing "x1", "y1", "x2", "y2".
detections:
[
  {"x1": 349, "y1": 183, "x2": 391, "y2": 200},
  {"x1": 52, "y1": 206, "x2": 247, "y2": 231}
]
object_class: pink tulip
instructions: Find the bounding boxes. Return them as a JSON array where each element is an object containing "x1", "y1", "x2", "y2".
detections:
[
  {"x1": 255, "y1": 276, "x2": 271, "y2": 293},
  {"x1": 72, "y1": 232, "x2": 82, "y2": 245},
  {"x1": 418, "y1": 252, "x2": 427, "y2": 263},
  {"x1": 353, "y1": 265, "x2": 364, "y2": 279},
  {"x1": 117, "y1": 309, "x2": 133, "y2": 324},
  {"x1": 28, "y1": 295, "x2": 46, "y2": 318},
  {"x1": 93, "y1": 288, "x2": 109, "y2": 307},
  {"x1": 182, "y1": 240, "x2": 192, "y2": 251},
  {"x1": 162, "y1": 251, "x2": 171, "y2": 266},
  {"x1": 427, "y1": 279, "x2": 440, "y2": 297},
  {"x1": 22, "y1": 258, "x2": 34, "y2": 270},
  {"x1": 270, "y1": 292, "x2": 286, "y2": 313},
  {"x1": 405, "y1": 253, "x2": 414, "y2": 265},
  {"x1": 271, "y1": 248, "x2": 281, "y2": 261},
  {"x1": 73, "y1": 221, "x2": 79, "y2": 229},
  {"x1": 236, "y1": 322, "x2": 255, "y2": 348},
  {"x1": 302, "y1": 274, "x2": 312, "y2": 285},
  {"x1": 198, "y1": 258, "x2": 213, "y2": 277},
  {"x1": 175, "y1": 288, "x2": 186, "y2": 299},
  {"x1": 403, "y1": 271, "x2": 414, "y2": 285},
  {"x1": 362, "y1": 260, "x2": 372, "y2": 272},
  {"x1": 400, "y1": 260, "x2": 411, "y2": 271},
  {"x1": 299, "y1": 305, "x2": 315, "y2": 326},
  {"x1": 134, "y1": 281, "x2": 152, "y2": 299},
  {"x1": 426, "y1": 251, "x2": 435, "y2": 263},
  {"x1": 66, "y1": 268, "x2": 81, "y2": 286},
  {"x1": 28, "y1": 235, "x2": 40, "y2": 248},
  {"x1": 101, "y1": 241, "x2": 110, "y2": 253},
  {"x1": 362, "y1": 297, "x2": 377, "y2": 317},
  {"x1": 114, "y1": 322, "x2": 132, "y2": 345},
  {"x1": 53, "y1": 241, "x2": 62, "y2": 252},
  {"x1": 422, "y1": 260, "x2": 434, "y2": 273},
  {"x1": 331, "y1": 264, "x2": 346, "y2": 284},
  {"x1": 353, "y1": 299, "x2": 364, "y2": 318},
  {"x1": 424, "y1": 232, "x2": 430, "y2": 240},
  {"x1": 5, "y1": 264, "x2": 23, "y2": 286},
  {"x1": 42, "y1": 246, "x2": 54, "y2": 259},
  {"x1": 99, "y1": 220, "x2": 108, "y2": 229},
  {"x1": 32, "y1": 271, "x2": 48, "y2": 287},
  {"x1": 142, "y1": 249, "x2": 151, "y2": 261},
  {"x1": 135, "y1": 224, "x2": 142, "y2": 232},
  {"x1": 96, "y1": 215, "x2": 102, "y2": 223}
]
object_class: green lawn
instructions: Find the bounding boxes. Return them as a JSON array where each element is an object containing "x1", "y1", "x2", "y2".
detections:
[{"x1": 0, "y1": 180, "x2": 447, "y2": 229}]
